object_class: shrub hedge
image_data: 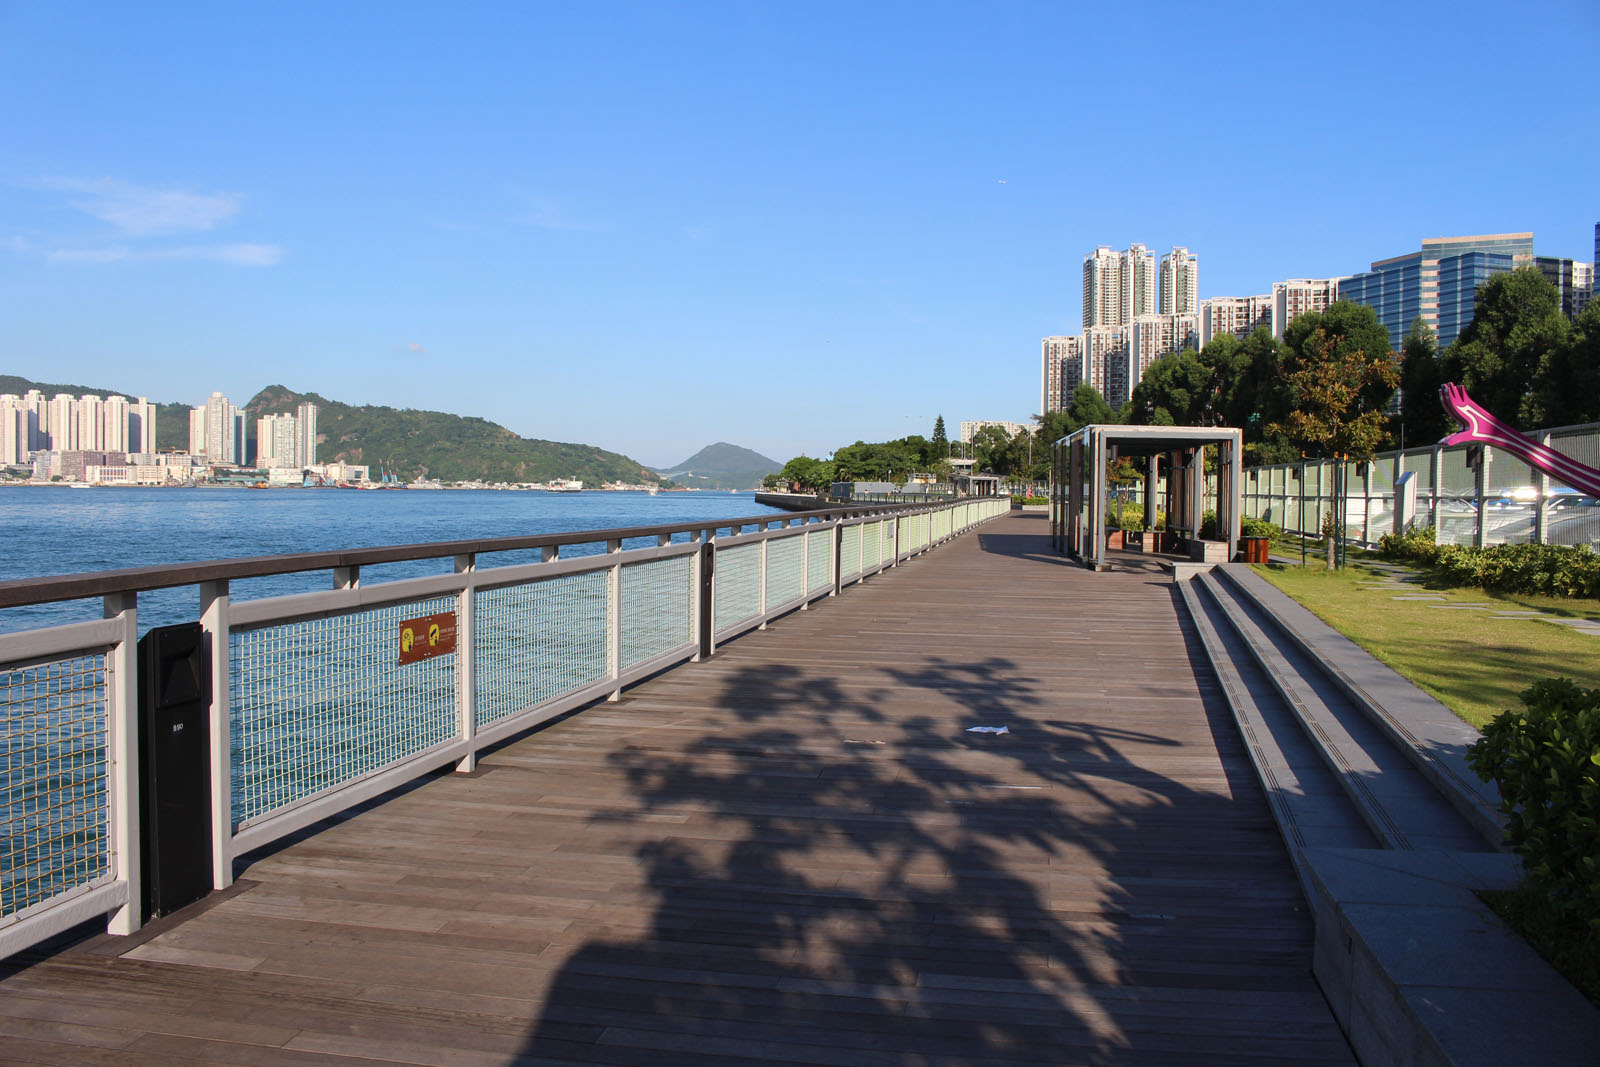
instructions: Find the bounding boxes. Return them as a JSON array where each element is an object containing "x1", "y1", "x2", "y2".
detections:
[
  {"x1": 1468, "y1": 679, "x2": 1600, "y2": 939},
  {"x1": 1377, "y1": 527, "x2": 1600, "y2": 599}
]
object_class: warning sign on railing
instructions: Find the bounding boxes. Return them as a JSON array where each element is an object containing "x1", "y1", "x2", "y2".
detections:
[{"x1": 398, "y1": 611, "x2": 457, "y2": 665}]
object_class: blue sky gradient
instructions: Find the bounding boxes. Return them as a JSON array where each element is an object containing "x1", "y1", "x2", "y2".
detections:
[{"x1": 3, "y1": 1, "x2": 1597, "y2": 466}]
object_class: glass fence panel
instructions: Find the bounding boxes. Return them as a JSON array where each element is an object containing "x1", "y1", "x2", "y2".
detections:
[
  {"x1": 806, "y1": 529, "x2": 832, "y2": 592},
  {"x1": 1, "y1": 652, "x2": 110, "y2": 918},
  {"x1": 475, "y1": 573, "x2": 609, "y2": 728},
  {"x1": 860, "y1": 521, "x2": 881, "y2": 572},
  {"x1": 620, "y1": 555, "x2": 692, "y2": 670},
  {"x1": 765, "y1": 534, "x2": 805, "y2": 607},
  {"x1": 714, "y1": 542, "x2": 761, "y2": 632},
  {"x1": 840, "y1": 523, "x2": 862, "y2": 580},
  {"x1": 232, "y1": 594, "x2": 459, "y2": 826}
]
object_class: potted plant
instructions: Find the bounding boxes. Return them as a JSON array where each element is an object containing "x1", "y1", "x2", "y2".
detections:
[{"x1": 1237, "y1": 518, "x2": 1279, "y2": 564}]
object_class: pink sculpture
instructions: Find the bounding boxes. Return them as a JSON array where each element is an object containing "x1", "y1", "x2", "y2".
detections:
[{"x1": 1439, "y1": 383, "x2": 1600, "y2": 497}]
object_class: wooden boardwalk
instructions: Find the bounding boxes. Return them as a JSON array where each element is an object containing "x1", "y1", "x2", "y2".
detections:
[{"x1": 0, "y1": 514, "x2": 1353, "y2": 1065}]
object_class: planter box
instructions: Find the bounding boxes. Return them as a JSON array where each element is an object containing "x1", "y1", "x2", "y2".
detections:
[
  {"x1": 1106, "y1": 529, "x2": 1126, "y2": 549},
  {"x1": 1237, "y1": 536, "x2": 1270, "y2": 564},
  {"x1": 1189, "y1": 539, "x2": 1230, "y2": 563}
]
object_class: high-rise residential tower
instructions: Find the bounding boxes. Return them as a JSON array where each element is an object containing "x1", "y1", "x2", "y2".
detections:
[
  {"x1": 1082, "y1": 247, "x2": 1121, "y2": 329},
  {"x1": 296, "y1": 402, "x2": 318, "y2": 468},
  {"x1": 1119, "y1": 243, "x2": 1158, "y2": 324},
  {"x1": 1159, "y1": 247, "x2": 1199, "y2": 315},
  {"x1": 192, "y1": 392, "x2": 245, "y2": 464},
  {"x1": 128, "y1": 397, "x2": 157, "y2": 454}
]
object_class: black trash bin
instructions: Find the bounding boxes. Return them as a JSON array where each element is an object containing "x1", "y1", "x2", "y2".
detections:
[{"x1": 137, "y1": 622, "x2": 213, "y2": 920}]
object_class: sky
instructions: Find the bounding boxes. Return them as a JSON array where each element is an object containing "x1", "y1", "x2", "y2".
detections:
[{"x1": 2, "y1": 1, "x2": 1597, "y2": 469}]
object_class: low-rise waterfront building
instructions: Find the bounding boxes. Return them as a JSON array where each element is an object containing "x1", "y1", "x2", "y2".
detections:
[{"x1": 959, "y1": 420, "x2": 1025, "y2": 443}]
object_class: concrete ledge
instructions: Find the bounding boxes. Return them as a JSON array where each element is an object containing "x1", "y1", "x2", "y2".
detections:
[{"x1": 1304, "y1": 848, "x2": 1600, "y2": 1066}]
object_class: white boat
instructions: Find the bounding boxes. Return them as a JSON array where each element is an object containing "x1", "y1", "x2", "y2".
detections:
[{"x1": 548, "y1": 479, "x2": 583, "y2": 493}]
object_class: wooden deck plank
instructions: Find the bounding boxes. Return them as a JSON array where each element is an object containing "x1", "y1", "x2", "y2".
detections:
[{"x1": 0, "y1": 514, "x2": 1352, "y2": 1063}]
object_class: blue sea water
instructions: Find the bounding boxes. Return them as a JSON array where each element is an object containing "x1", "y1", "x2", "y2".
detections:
[{"x1": 0, "y1": 486, "x2": 785, "y2": 634}]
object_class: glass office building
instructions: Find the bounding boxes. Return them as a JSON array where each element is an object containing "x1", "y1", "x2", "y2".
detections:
[{"x1": 1339, "y1": 233, "x2": 1533, "y2": 350}]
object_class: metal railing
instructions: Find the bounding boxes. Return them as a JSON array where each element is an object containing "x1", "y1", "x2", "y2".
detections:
[
  {"x1": 1238, "y1": 421, "x2": 1600, "y2": 549},
  {"x1": 0, "y1": 496, "x2": 1009, "y2": 957}
]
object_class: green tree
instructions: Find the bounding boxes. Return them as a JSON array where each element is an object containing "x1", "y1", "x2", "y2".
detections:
[
  {"x1": 778, "y1": 455, "x2": 836, "y2": 490},
  {"x1": 1439, "y1": 267, "x2": 1572, "y2": 428},
  {"x1": 1397, "y1": 317, "x2": 1448, "y2": 448},
  {"x1": 931, "y1": 415, "x2": 948, "y2": 457},
  {"x1": 1067, "y1": 383, "x2": 1114, "y2": 427},
  {"x1": 1127, "y1": 348, "x2": 1213, "y2": 426},
  {"x1": 1537, "y1": 300, "x2": 1600, "y2": 426},
  {"x1": 1269, "y1": 328, "x2": 1400, "y2": 459}
]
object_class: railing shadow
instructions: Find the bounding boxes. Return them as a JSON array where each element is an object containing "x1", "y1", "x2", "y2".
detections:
[{"x1": 516, "y1": 640, "x2": 1314, "y2": 1059}]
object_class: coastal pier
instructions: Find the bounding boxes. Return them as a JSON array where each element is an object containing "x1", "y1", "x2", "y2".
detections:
[{"x1": 0, "y1": 504, "x2": 1359, "y2": 1063}]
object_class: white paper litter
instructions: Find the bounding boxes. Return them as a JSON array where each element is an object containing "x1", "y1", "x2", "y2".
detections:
[{"x1": 965, "y1": 725, "x2": 1009, "y2": 735}]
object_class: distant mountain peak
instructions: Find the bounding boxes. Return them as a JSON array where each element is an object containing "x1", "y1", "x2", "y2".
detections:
[{"x1": 650, "y1": 442, "x2": 780, "y2": 490}]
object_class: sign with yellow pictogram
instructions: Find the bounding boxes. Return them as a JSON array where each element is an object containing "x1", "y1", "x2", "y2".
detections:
[{"x1": 398, "y1": 610, "x2": 457, "y2": 665}]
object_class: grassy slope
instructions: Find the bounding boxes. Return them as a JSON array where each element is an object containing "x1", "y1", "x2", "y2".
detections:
[{"x1": 1253, "y1": 560, "x2": 1600, "y2": 728}]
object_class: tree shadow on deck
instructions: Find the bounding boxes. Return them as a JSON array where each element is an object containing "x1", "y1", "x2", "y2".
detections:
[{"x1": 517, "y1": 641, "x2": 1340, "y2": 1062}]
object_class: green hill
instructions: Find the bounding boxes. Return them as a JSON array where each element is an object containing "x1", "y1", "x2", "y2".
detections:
[
  {"x1": 651, "y1": 442, "x2": 780, "y2": 490},
  {"x1": 0, "y1": 373, "x2": 664, "y2": 485},
  {"x1": 246, "y1": 385, "x2": 663, "y2": 485}
]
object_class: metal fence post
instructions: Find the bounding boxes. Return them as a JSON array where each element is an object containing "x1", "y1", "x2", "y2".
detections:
[
  {"x1": 832, "y1": 521, "x2": 843, "y2": 597},
  {"x1": 104, "y1": 592, "x2": 141, "y2": 935},
  {"x1": 454, "y1": 554, "x2": 477, "y2": 772},
  {"x1": 607, "y1": 539, "x2": 623, "y2": 695},
  {"x1": 198, "y1": 580, "x2": 232, "y2": 890},
  {"x1": 1534, "y1": 432, "x2": 1551, "y2": 544}
]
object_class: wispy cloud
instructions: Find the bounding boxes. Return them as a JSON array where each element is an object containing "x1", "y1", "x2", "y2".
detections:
[
  {"x1": 44, "y1": 177, "x2": 240, "y2": 236},
  {"x1": 14, "y1": 177, "x2": 283, "y2": 267},
  {"x1": 46, "y1": 243, "x2": 284, "y2": 267},
  {"x1": 513, "y1": 196, "x2": 609, "y2": 233}
]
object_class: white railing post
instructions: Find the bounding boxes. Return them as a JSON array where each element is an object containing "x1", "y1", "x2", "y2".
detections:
[
  {"x1": 199, "y1": 580, "x2": 233, "y2": 890},
  {"x1": 757, "y1": 526, "x2": 769, "y2": 629},
  {"x1": 607, "y1": 539, "x2": 622, "y2": 698},
  {"x1": 104, "y1": 591, "x2": 141, "y2": 934},
  {"x1": 832, "y1": 521, "x2": 842, "y2": 597},
  {"x1": 454, "y1": 554, "x2": 477, "y2": 772},
  {"x1": 800, "y1": 519, "x2": 811, "y2": 608},
  {"x1": 691, "y1": 530, "x2": 708, "y2": 661}
]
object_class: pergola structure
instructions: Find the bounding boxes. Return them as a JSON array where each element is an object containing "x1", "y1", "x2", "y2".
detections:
[{"x1": 1050, "y1": 424, "x2": 1244, "y2": 571}]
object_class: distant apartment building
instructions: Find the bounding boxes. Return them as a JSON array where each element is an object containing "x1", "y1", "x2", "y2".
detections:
[
  {"x1": 1338, "y1": 233, "x2": 1533, "y2": 349},
  {"x1": 190, "y1": 391, "x2": 246, "y2": 465},
  {"x1": 1082, "y1": 243, "x2": 1177, "y2": 328},
  {"x1": 1159, "y1": 248, "x2": 1199, "y2": 315},
  {"x1": 1085, "y1": 325, "x2": 1132, "y2": 410},
  {"x1": 1271, "y1": 278, "x2": 1343, "y2": 340},
  {"x1": 1082, "y1": 247, "x2": 1122, "y2": 329},
  {"x1": 959, "y1": 420, "x2": 1026, "y2": 443},
  {"x1": 1040, "y1": 335, "x2": 1085, "y2": 414},
  {"x1": 256, "y1": 403, "x2": 320, "y2": 468},
  {"x1": 3, "y1": 391, "x2": 155, "y2": 456},
  {"x1": 1199, "y1": 295, "x2": 1273, "y2": 347},
  {"x1": 1130, "y1": 313, "x2": 1200, "y2": 387},
  {"x1": 0, "y1": 397, "x2": 27, "y2": 464}
]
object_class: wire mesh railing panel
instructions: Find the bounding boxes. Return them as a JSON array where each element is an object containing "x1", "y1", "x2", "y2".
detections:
[
  {"x1": 840, "y1": 523, "x2": 862, "y2": 580},
  {"x1": 765, "y1": 534, "x2": 805, "y2": 607},
  {"x1": 476, "y1": 572, "x2": 610, "y2": 727},
  {"x1": 883, "y1": 519, "x2": 897, "y2": 560},
  {"x1": 1549, "y1": 428, "x2": 1600, "y2": 472},
  {"x1": 231, "y1": 595, "x2": 458, "y2": 826},
  {"x1": 806, "y1": 530, "x2": 831, "y2": 593},
  {"x1": 1402, "y1": 449, "x2": 1433, "y2": 489},
  {"x1": 714, "y1": 542, "x2": 761, "y2": 632},
  {"x1": 861, "y1": 521, "x2": 881, "y2": 571},
  {"x1": 620, "y1": 556, "x2": 692, "y2": 670},
  {"x1": 1, "y1": 654, "x2": 110, "y2": 919}
]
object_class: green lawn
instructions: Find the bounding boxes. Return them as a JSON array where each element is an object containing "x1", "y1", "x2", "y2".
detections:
[{"x1": 1252, "y1": 560, "x2": 1600, "y2": 729}]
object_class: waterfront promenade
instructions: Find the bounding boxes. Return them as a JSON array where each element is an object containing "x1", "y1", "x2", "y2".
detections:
[{"x1": 0, "y1": 513, "x2": 1352, "y2": 1064}]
